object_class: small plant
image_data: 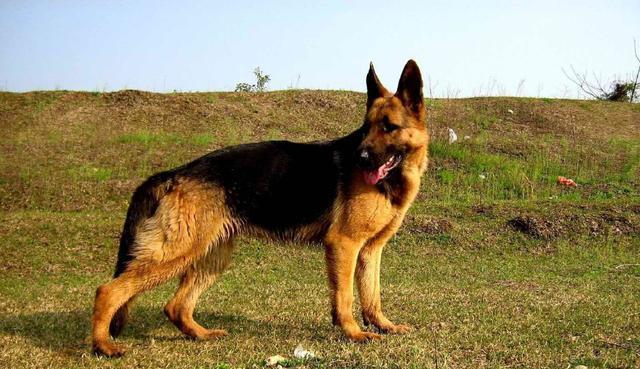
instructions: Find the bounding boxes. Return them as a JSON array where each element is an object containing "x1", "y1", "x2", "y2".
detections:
[
  {"x1": 235, "y1": 67, "x2": 271, "y2": 92},
  {"x1": 604, "y1": 81, "x2": 637, "y2": 102},
  {"x1": 234, "y1": 82, "x2": 253, "y2": 92}
]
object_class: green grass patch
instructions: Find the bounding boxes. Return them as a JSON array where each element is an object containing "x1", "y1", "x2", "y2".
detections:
[
  {"x1": 67, "y1": 166, "x2": 113, "y2": 181},
  {"x1": 427, "y1": 138, "x2": 640, "y2": 204},
  {"x1": 192, "y1": 133, "x2": 215, "y2": 146}
]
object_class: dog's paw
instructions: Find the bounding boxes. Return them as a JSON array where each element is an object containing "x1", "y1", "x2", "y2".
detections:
[
  {"x1": 363, "y1": 314, "x2": 414, "y2": 334},
  {"x1": 186, "y1": 328, "x2": 228, "y2": 340},
  {"x1": 346, "y1": 331, "x2": 383, "y2": 343},
  {"x1": 379, "y1": 323, "x2": 413, "y2": 334},
  {"x1": 93, "y1": 341, "x2": 126, "y2": 358},
  {"x1": 201, "y1": 329, "x2": 228, "y2": 340}
]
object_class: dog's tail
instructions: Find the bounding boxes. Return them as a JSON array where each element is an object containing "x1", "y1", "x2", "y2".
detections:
[{"x1": 109, "y1": 172, "x2": 173, "y2": 337}]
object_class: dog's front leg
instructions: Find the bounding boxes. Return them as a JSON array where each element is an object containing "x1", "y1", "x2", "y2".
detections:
[
  {"x1": 324, "y1": 234, "x2": 382, "y2": 342},
  {"x1": 356, "y1": 234, "x2": 412, "y2": 334}
]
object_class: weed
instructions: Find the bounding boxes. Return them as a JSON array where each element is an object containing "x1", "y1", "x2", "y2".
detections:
[{"x1": 235, "y1": 67, "x2": 271, "y2": 92}]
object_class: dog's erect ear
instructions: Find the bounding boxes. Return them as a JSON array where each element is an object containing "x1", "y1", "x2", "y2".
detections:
[
  {"x1": 395, "y1": 59, "x2": 424, "y2": 115},
  {"x1": 366, "y1": 62, "x2": 388, "y2": 109}
]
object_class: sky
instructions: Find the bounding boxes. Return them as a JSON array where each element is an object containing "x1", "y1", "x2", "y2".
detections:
[{"x1": 1, "y1": 0, "x2": 639, "y2": 97}]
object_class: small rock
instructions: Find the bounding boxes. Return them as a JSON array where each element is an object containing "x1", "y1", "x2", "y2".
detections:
[
  {"x1": 479, "y1": 174, "x2": 486, "y2": 180},
  {"x1": 574, "y1": 365, "x2": 588, "y2": 369}
]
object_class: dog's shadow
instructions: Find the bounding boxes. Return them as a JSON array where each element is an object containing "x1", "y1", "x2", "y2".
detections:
[
  {"x1": 0, "y1": 307, "x2": 332, "y2": 357},
  {"x1": 0, "y1": 309, "x2": 92, "y2": 356}
]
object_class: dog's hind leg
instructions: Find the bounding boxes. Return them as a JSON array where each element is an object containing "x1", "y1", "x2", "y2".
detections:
[
  {"x1": 92, "y1": 179, "x2": 232, "y2": 357},
  {"x1": 164, "y1": 239, "x2": 235, "y2": 340},
  {"x1": 92, "y1": 257, "x2": 192, "y2": 357}
]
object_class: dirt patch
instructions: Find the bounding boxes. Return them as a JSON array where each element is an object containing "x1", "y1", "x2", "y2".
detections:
[
  {"x1": 508, "y1": 216, "x2": 564, "y2": 239},
  {"x1": 600, "y1": 213, "x2": 638, "y2": 236},
  {"x1": 471, "y1": 204, "x2": 494, "y2": 215},
  {"x1": 628, "y1": 204, "x2": 640, "y2": 215},
  {"x1": 406, "y1": 216, "x2": 454, "y2": 235},
  {"x1": 508, "y1": 212, "x2": 639, "y2": 239}
]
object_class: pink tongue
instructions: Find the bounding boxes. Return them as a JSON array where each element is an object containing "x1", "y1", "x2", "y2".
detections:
[
  {"x1": 363, "y1": 164, "x2": 388, "y2": 185},
  {"x1": 363, "y1": 170, "x2": 383, "y2": 185}
]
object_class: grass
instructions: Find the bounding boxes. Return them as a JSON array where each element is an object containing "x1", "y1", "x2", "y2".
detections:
[
  {"x1": 0, "y1": 90, "x2": 639, "y2": 368},
  {"x1": 67, "y1": 166, "x2": 113, "y2": 182},
  {"x1": 117, "y1": 131, "x2": 218, "y2": 147},
  {"x1": 117, "y1": 131, "x2": 176, "y2": 145},
  {"x1": 425, "y1": 136, "x2": 640, "y2": 203}
]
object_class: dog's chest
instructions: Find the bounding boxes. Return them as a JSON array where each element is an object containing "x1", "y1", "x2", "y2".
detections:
[
  {"x1": 342, "y1": 192, "x2": 395, "y2": 236},
  {"x1": 336, "y1": 186, "x2": 415, "y2": 240}
]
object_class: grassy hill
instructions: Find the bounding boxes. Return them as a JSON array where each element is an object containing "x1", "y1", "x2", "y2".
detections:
[{"x1": 0, "y1": 90, "x2": 639, "y2": 368}]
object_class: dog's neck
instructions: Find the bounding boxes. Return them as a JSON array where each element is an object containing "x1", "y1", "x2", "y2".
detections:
[
  {"x1": 406, "y1": 142, "x2": 429, "y2": 175},
  {"x1": 385, "y1": 144, "x2": 427, "y2": 206}
]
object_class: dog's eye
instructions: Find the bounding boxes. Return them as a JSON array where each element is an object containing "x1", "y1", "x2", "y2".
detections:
[{"x1": 381, "y1": 119, "x2": 400, "y2": 133}]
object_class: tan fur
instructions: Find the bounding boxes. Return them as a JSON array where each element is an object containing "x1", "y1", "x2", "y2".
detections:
[
  {"x1": 132, "y1": 179, "x2": 235, "y2": 265},
  {"x1": 164, "y1": 240, "x2": 234, "y2": 339}
]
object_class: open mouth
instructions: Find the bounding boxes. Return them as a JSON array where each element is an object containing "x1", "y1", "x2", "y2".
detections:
[{"x1": 363, "y1": 155, "x2": 402, "y2": 185}]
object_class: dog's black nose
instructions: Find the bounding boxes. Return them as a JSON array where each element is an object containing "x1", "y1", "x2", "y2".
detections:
[
  {"x1": 359, "y1": 149, "x2": 369, "y2": 160},
  {"x1": 357, "y1": 147, "x2": 372, "y2": 168}
]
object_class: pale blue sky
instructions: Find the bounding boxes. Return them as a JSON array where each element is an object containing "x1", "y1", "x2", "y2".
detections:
[{"x1": 1, "y1": 1, "x2": 638, "y2": 97}]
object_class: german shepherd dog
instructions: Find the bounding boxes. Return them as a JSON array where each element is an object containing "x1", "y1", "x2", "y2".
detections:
[{"x1": 92, "y1": 60, "x2": 429, "y2": 357}]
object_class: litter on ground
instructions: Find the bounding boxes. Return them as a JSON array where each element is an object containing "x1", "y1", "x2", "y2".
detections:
[
  {"x1": 265, "y1": 355, "x2": 287, "y2": 366},
  {"x1": 448, "y1": 127, "x2": 458, "y2": 144},
  {"x1": 294, "y1": 344, "x2": 316, "y2": 359},
  {"x1": 557, "y1": 176, "x2": 577, "y2": 187}
]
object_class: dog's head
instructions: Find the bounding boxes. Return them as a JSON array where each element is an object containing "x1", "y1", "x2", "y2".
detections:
[{"x1": 357, "y1": 60, "x2": 428, "y2": 186}]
